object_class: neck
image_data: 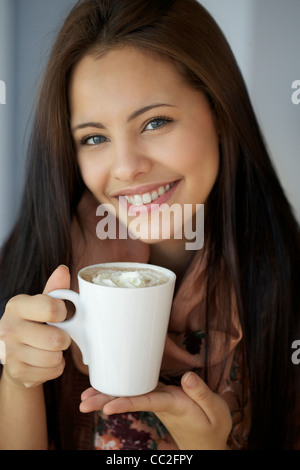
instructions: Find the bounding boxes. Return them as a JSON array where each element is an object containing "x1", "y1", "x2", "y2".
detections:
[{"x1": 149, "y1": 239, "x2": 195, "y2": 281}]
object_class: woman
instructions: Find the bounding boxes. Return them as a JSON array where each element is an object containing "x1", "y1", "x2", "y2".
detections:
[{"x1": 0, "y1": 0, "x2": 299, "y2": 450}]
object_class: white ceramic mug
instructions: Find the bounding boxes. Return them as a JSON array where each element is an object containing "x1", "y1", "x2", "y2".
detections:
[{"x1": 48, "y1": 262, "x2": 176, "y2": 396}]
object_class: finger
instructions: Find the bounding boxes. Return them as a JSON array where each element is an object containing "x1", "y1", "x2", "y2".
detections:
[
  {"x1": 7, "y1": 356, "x2": 66, "y2": 386},
  {"x1": 43, "y1": 265, "x2": 71, "y2": 294},
  {"x1": 18, "y1": 322, "x2": 71, "y2": 351},
  {"x1": 181, "y1": 372, "x2": 214, "y2": 423},
  {"x1": 102, "y1": 388, "x2": 177, "y2": 416},
  {"x1": 6, "y1": 293, "x2": 68, "y2": 324},
  {"x1": 80, "y1": 392, "x2": 117, "y2": 414},
  {"x1": 13, "y1": 344, "x2": 64, "y2": 369},
  {"x1": 0, "y1": 339, "x2": 6, "y2": 365},
  {"x1": 80, "y1": 383, "x2": 169, "y2": 405},
  {"x1": 81, "y1": 387, "x2": 100, "y2": 401}
]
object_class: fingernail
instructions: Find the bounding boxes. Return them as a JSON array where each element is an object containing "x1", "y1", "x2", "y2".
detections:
[
  {"x1": 59, "y1": 265, "x2": 70, "y2": 271},
  {"x1": 79, "y1": 402, "x2": 88, "y2": 413},
  {"x1": 0, "y1": 340, "x2": 6, "y2": 365},
  {"x1": 184, "y1": 372, "x2": 198, "y2": 389}
]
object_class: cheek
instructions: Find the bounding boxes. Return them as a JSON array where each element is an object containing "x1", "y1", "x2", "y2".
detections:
[
  {"x1": 164, "y1": 128, "x2": 219, "y2": 177},
  {"x1": 77, "y1": 157, "x2": 107, "y2": 195},
  {"x1": 171, "y1": 127, "x2": 219, "y2": 205}
]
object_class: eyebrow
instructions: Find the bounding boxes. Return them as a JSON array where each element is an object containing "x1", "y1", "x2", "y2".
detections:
[{"x1": 72, "y1": 103, "x2": 176, "y2": 132}]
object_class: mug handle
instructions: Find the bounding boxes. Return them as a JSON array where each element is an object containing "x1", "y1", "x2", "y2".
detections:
[{"x1": 47, "y1": 289, "x2": 89, "y2": 365}]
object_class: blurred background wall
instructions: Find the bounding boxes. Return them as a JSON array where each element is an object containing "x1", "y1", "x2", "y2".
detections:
[{"x1": 0, "y1": 0, "x2": 299, "y2": 247}]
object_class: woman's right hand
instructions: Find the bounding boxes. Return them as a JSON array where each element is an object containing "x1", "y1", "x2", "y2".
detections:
[{"x1": 0, "y1": 265, "x2": 72, "y2": 389}]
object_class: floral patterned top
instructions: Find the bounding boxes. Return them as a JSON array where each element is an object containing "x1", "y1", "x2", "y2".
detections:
[{"x1": 94, "y1": 412, "x2": 173, "y2": 450}]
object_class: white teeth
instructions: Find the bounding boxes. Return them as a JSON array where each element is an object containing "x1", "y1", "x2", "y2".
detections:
[
  {"x1": 132, "y1": 194, "x2": 143, "y2": 205},
  {"x1": 142, "y1": 193, "x2": 152, "y2": 204},
  {"x1": 125, "y1": 182, "x2": 175, "y2": 205},
  {"x1": 151, "y1": 190, "x2": 158, "y2": 200}
]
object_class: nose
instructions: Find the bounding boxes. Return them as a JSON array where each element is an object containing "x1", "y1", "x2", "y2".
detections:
[{"x1": 110, "y1": 140, "x2": 152, "y2": 182}]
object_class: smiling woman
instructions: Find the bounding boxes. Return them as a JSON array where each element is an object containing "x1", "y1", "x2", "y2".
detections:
[
  {"x1": 69, "y1": 47, "x2": 219, "y2": 243},
  {"x1": 0, "y1": 0, "x2": 299, "y2": 451}
]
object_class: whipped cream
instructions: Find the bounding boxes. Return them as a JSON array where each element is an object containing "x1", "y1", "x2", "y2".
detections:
[{"x1": 92, "y1": 268, "x2": 169, "y2": 288}]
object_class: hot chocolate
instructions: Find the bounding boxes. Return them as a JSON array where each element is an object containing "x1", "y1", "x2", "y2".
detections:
[{"x1": 80, "y1": 265, "x2": 170, "y2": 288}]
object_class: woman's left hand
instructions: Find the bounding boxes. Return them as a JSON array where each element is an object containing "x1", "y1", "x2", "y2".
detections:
[{"x1": 80, "y1": 371, "x2": 232, "y2": 450}]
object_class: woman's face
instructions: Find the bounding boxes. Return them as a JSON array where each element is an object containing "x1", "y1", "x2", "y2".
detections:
[{"x1": 69, "y1": 46, "x2": 219, "y2": 244}]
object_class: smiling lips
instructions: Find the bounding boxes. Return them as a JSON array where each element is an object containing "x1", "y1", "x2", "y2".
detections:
[{"x1": 124, "y1": 182, "x2": 176, "y2": 206}]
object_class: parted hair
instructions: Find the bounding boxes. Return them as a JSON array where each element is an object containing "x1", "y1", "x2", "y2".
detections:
[{"x1": 0, "y1": 0, "x2": 299, "y2": 449}]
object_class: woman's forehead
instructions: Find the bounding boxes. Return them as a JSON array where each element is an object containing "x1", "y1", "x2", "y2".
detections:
[{"x1": 68, "y1": 46, "x2": 196, "y2": 124}]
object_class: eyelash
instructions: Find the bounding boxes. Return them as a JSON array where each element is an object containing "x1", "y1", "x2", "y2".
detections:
[
  {"x1": 80, "y1": 135, "x2": 107, "y2": 146},
  {"x1": 79, "y1": 115, "x2": 173, "y2": 147},
  {"x1": 144, "y1": 115, "x2": 173, "y2": 131}
]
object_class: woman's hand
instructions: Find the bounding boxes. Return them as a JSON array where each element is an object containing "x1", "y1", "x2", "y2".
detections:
[
  {"x1": 0, "y1": 265, "x2": 71, "y2": 389},
  {"x1": 80, "y1": 371, "x2": 232, "y2": 450}
]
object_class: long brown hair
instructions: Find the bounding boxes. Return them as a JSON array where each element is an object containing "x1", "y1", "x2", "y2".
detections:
[{"x1": 0, "y1": 0, "x2": 299, "y2": 449}]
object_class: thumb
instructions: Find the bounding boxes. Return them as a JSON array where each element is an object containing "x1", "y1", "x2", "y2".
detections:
[
  {"x1": 181, "y1": 372, "x2": 232, "y2": 427},
  {"x1": 43, "y1": 265, "x2": 71, "y2": 294},
  {"x1": 181, "y1": 372, "x2": 214, "y2": 409}
]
